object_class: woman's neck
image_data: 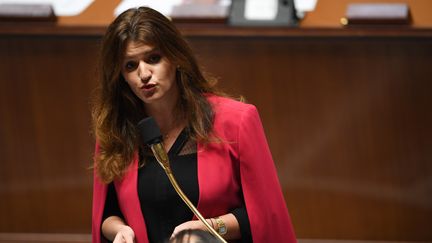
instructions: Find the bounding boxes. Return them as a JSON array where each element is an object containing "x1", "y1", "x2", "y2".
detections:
[
  {"x1": 144, "y1": 95, "x2": 185, "y2": 151},
  {"x1": 144, "y1": 92, "x2": 183, "y2": 138}
]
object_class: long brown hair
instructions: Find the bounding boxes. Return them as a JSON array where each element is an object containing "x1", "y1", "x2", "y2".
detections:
[{"x1": 92, "y1": 7, "x2": 221, "y2": 183}]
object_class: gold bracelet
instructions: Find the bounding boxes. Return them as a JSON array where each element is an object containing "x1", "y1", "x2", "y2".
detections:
[{"x1": 214, "y1": 217, "x2": 227, "y2": 236}]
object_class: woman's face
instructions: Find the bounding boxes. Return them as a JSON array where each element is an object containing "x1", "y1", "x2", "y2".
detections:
[{"x1": 121, "y1": 41, "x2": 177, "y2": 106}]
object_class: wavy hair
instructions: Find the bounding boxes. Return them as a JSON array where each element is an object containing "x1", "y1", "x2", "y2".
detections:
[{"x1": 92, "y1": 7, "x2": 221, "y2": 183}]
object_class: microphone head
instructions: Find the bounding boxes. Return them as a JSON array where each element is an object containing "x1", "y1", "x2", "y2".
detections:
[{"x1": 137, "y1": 117, "x2": 162, "y2": 145}]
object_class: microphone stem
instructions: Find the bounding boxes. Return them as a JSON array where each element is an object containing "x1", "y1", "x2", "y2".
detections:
[{"x1": 150, "y1": 143, "x2": 227, "y2": 243}]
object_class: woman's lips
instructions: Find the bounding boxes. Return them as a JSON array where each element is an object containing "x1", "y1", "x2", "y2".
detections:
[{"x1": 142, "y1": 83, "x2": 156, "y2": 91}]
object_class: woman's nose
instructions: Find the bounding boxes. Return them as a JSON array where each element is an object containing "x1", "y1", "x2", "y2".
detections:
[{"x1": 138, "y1": 61, "x2": 151, "y2": 82}]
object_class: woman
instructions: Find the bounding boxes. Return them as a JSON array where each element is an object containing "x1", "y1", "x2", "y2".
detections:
[{"x1": 92, "y1": 7, "x2": 296, "y2": 243}]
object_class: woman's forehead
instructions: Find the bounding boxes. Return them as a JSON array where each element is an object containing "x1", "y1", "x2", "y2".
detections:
[
  {"x1": 126, "y1": 40, "x2": 154, "y2": 51},
  {"x1": 123, "y1": 41, "x2": 158, "y2": 57}
]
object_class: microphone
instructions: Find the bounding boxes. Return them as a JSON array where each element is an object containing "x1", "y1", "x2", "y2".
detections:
[
  {"x1": 137, "y1": 117, "x2": 171, "y2": 173},
  {"x1": 137, "y1": 117, "x2": 227, "y2": 243}
]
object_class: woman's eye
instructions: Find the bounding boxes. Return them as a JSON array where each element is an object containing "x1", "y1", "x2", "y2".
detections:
[
  {"x1": 125, "y1": 61, "x2": 138, "y2": 71},
  {"x1": 147, "y1": 54, "x2": 161, "y2": 64}
]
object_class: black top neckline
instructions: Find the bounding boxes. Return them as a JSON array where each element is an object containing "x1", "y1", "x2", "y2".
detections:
[{"x1": 167, "y1": 128, "x2": 189, "y2": 157}]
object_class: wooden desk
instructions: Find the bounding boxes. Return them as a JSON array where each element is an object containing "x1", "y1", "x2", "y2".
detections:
[
  {"x1": 1, "y1": 0, "x2": 432, "y2": 36},
  {"x1": 0, "y1": 0, "x2": 431, "y2": 241}
]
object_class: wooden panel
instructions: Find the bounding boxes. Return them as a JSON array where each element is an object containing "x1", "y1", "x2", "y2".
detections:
[
  {"x1": 0, "y1": 36, "x2": 98, "y2": 233},
  {"x1": 0, "y1": 233, "x2": 91, "y2": 243},
  {"x1": 1, "y1": 33, "x2": 431, "y2": 242}
]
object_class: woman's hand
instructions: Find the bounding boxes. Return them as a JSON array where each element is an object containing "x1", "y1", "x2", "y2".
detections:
[
  {"x1": 102, "y1": 216, "x2": 136, "y2": 242},
  {"x1": 112, "y1": 225, "x2": 135, "y2": 243},
  {"x1": 171, "y1": 214, "x2": 240, "y2": 241},
  {"x1": 171, "y1": 219, "x2": 211, "y2": 239}
]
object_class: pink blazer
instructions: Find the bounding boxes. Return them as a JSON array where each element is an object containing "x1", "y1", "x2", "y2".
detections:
[{"x1": 92, "y1": 95, "x2": 296, "y2": 243}]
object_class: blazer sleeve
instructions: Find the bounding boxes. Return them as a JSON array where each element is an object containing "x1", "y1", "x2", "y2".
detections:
[{"x1": 237, "y1": 105, "x2": 296, "y2": 243}]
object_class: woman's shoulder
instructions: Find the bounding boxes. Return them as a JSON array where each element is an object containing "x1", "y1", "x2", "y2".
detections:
[
  {"x1": 206, "y1": 94, "x2": 255, "y2": 114},
  {"x1": 205, "y1": 94, "x2": 260, "y2": 128}
]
